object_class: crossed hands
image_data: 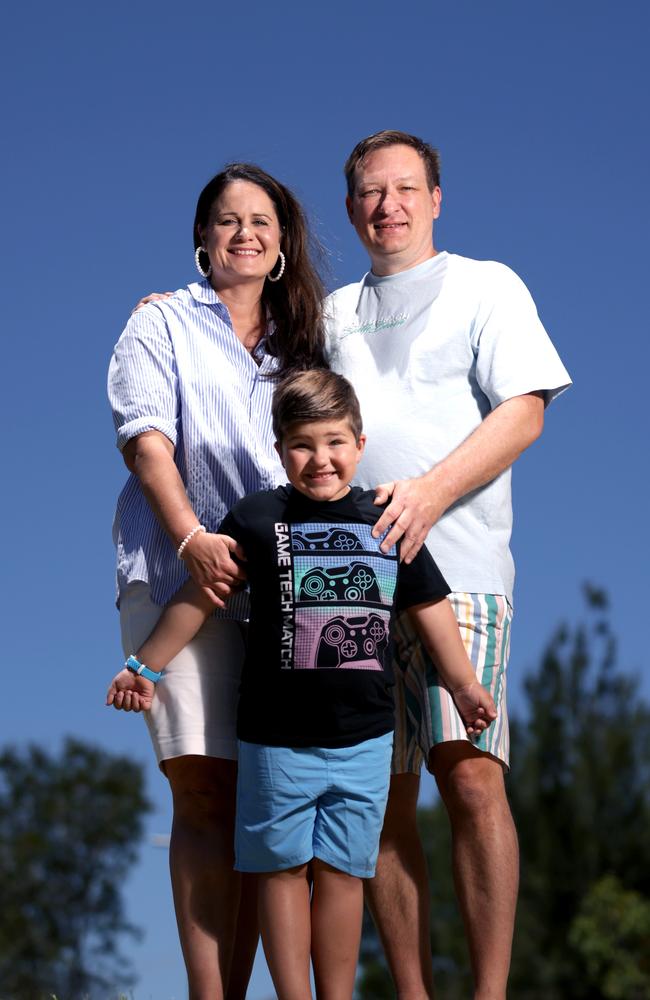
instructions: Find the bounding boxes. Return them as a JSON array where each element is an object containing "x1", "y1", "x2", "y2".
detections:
[{"x1": 181, "y1": 531, "x2": 247, "y2": 608}]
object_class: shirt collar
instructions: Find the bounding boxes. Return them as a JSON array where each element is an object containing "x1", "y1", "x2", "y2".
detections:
[{"x1": 187, "y1": 279, "x2": 223, "y2": 305}]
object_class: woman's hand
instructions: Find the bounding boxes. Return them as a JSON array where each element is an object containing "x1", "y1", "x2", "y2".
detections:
[
  {"x1": 106, "y1": 669, "x2": 155, "y2": 712},
  {"x1": 181, "y1": 531, "x2": 247, "y2": 608}
]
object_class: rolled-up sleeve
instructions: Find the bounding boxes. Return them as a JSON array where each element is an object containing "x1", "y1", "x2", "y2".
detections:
[
  {"x1": 472, "y1": 263, "x2": 572, "y2": 409},
  {"x1": 108, "y1": 305, "x2": 179, "y2": 452}
]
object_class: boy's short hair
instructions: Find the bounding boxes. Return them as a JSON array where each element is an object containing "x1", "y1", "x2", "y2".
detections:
[{"x1": 272, "y1": 369, "x2": 363, "y2": 442}]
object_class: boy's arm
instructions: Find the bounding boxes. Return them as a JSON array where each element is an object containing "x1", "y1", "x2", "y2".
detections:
[
  {"x1": 407, "y1": 598, "x2": 497, "y2": 735},
  {"x1": 106, "y1": 579, "x2": 214, "y2": 713}
]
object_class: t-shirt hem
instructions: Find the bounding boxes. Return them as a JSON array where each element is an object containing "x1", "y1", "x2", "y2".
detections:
[{"x1": 236, "y1": 721, "x2": 395, "y2": 750}]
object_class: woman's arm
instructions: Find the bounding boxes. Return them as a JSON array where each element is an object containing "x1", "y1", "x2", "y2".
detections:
[{"x1": 123, "y1": 430, "x2": 246, "y2": 606}]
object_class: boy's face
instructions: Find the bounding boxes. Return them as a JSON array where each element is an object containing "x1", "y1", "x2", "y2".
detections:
[{"x1": 276, "y1": 418, "x2": 366, "y2": 502}]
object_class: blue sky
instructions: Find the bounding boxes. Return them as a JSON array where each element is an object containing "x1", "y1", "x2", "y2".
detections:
[{"x1": 2, "y1": 2, "x2": 649, "y2": 997}]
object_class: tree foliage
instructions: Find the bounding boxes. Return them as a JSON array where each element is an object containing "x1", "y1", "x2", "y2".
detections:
[
  {"x1": 357, "y1": 588, "x2": 650, "y2": 998},
  {"x1": 0, "y1": 738, "x2": 151, "y2": 1000}
]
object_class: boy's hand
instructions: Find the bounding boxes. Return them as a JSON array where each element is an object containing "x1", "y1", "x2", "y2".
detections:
[
  {"x1": 451, "y1": 680, "x2": 497, "y2": 736},
  {"x1": 106, "y1": 669, "x2": 155, "y2": 713}
]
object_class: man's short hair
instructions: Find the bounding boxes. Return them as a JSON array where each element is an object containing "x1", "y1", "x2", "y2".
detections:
[
  {"x1": 344, "y1": 130, "x2": 441, "y2": 196},
  {"x1": 272, "y1": 369, "x2": 363, "y2": 442}
]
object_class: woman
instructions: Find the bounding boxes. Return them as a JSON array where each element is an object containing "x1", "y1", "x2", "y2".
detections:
[{"x1": 106, "y1": 163, "x2": 327, "y2": 1000}]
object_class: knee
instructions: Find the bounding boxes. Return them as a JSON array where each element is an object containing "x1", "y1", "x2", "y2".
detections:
[
  {"x1": 379, "y1": 774, "x2": 420, "y2": 850},
  {"x1": 168, "y1": 760, "x2": 238, "y2": 832},
  {"x1": 174, "y1": 782, "x2": 236, "y2": 831},
  {"x1": 437, "y1": 757, "x2": 508, "y2": 822}
]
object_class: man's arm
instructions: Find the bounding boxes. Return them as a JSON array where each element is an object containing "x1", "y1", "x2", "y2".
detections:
[
  {"x1": 373, "y1": 391, "x2": 545, "y2": 562},
  {"x1": 124, "y1": 430, "x2": 246, "y2": 605}
]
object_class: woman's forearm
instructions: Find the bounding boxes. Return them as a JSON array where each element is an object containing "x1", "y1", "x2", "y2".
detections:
[{"x1": 123, "y1": 430, "x2": 201, "y2": 547}]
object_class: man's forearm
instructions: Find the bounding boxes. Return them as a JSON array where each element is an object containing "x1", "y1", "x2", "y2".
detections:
[
  {"x1": 374, "y1": 391, "x2": 545, "y2": 559},
  {"x1": 423, "y1": 392, "x2": 545, "y2": 514}
]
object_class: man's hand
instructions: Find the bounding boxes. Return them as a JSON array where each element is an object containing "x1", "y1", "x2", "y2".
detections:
[
  {"x1": 373, "y1": 474, "x2": 448, "y2": 563},
  {"x1": 106, "y1": 669, "x2": 155, "y2": 712},
  {"x1": 372, "y1": 392, "x2": 545, "y2": 563},
  {"x1": 451, "y1": 680, "x2": 497, "y2": 736},
  {"x1": 132, "y1": 291, "x2": 174, "y2": 314},
  {"x1": 181, "y1": 531, "x2": 247, "y2": 608}
]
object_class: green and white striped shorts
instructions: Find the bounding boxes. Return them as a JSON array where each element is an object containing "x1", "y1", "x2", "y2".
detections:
[{"x1": 391, "y1": 593, "x2": 512, "y2": 773}]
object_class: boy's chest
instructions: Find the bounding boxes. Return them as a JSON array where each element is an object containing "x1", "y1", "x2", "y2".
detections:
[{"x1": 246, "y1": 510, "x2": 399, "y2": 674}]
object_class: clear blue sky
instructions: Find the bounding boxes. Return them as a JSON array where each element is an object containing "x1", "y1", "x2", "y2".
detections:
[{"x1": 2, "y1": 2, "x2": 649, "y2": 997}]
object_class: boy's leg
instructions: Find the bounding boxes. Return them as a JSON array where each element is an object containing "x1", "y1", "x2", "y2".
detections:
[
  {"x1": 311, "y1": 859, "x2": 363, "y2": 1000},
  {"x1": 258, "y1": 865, "x2": 312, "y2": 1000}
]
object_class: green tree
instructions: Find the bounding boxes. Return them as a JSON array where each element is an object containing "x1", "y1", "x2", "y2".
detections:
[
  {"x1": 508, "y1": 586, "x2": 650, "y2": 998},
  {"x1": 569, "y1": 874, "x2": 650, "y2": 999},
  {"x1": 0, "y1": 737, "x2": 151, "y2": 1000},
  {"x1": 356, "y1": 588, "x2": 650, "y2": 999}
]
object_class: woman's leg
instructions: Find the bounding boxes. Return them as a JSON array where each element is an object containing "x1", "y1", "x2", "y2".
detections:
[
  {"x1": 311, "y1": 860, "x2": 363, "y2": 1000},
  {"x1": 166, "y1": 754, "x2": 258, "y2": 1000},
  {"x1": 258, "y1": 864, "x2": 313, "y2": 1000}
]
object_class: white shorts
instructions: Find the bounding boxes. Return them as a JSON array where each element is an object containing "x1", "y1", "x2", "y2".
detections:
[{"x1": 119, "y1": 581, "x2": 246, "y2": 767}]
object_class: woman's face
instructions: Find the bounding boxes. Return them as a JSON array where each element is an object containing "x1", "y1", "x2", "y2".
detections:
[{"x1": 200, "y1": 180, "x2": 283, "y2": 286}]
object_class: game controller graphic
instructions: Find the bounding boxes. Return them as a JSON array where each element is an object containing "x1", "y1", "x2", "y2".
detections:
[
  {"x1": 291, "y1": 527, "x2": 363, "y2": 552},
  {"x1": 298, "y1": 562, "x2": 381, "y2": 603},
  {"x1": 315, "y1": 613, "x2": 389, "y2": 669}
]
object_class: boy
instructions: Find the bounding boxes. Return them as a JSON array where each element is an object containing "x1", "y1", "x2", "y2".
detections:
[{"x1": 108, "y1": 370, "x2": 496, "y2": 999}]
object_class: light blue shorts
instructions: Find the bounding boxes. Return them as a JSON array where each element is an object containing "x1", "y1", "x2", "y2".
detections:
[{"x1": 235, "y1": 731, "x2": 393, "y2": 878}]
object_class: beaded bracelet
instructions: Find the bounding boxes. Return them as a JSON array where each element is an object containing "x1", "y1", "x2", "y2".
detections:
[{"x1": 177, "y1": 524, "x2": 206, "y2": 559}]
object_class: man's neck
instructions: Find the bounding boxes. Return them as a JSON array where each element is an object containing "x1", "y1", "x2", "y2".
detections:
[{"x1": 370, "y1": 246, "x2": 438, "y2": 278}]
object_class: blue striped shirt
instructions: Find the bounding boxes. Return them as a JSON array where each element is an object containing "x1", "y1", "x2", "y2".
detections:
[{"x1": 108, "y1": 280, "x2": 286, "y2": 615}]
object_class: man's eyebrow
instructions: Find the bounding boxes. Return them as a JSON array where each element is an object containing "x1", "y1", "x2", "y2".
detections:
[{"x1": 359, "y1": 174, "x2": 419, "y2": 186}]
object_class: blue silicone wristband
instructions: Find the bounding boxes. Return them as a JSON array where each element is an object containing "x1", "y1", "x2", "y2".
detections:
[{"x1": 125, "y1": 654, "x2": 163, "y2": 684}]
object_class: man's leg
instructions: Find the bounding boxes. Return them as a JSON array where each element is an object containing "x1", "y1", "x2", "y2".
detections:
[
  {"x1": 430, "y1": 743, "x2": 518, "y2": 1000},
  {"x1": 364, "y1": 773, "x2": 435, "y2": 1000}
]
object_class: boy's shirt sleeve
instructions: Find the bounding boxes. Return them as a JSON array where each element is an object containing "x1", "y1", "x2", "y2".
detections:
[
  {"x1": 395, "y1": 544, "x2": 451, "y2": 611},
  {"x1": 217, "y1": 506, "x2": 247, "y2": 547}
]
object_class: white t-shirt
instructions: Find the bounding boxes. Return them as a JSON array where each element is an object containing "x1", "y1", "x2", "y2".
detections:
[{"x1": 324, "y1": 252, "x2": 572, "y2": 604}]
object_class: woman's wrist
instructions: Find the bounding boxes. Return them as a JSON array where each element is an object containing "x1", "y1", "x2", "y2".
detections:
[{"x1": 177, "y1": 524, "x2": 206, "y2": 559}]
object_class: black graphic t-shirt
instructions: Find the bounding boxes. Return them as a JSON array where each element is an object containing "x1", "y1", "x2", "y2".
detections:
[{"x1": 219, "y1": 486, "x2": 450, "y2": 748}]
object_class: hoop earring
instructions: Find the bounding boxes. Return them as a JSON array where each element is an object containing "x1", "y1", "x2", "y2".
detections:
[
  {"x1": 194, "y1": 246, "x2": 211, "y2": 278},
  {"x1": 267, "y1": 250, "x2": 286, "y2": 283}
]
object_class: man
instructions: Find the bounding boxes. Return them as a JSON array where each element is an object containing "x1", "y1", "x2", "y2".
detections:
[{"x1": 324, "y1": 130, "x2": 571, "y2": 999}]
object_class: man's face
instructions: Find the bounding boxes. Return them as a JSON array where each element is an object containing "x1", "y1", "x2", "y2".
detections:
[{"x1": 346, "y1": 144, "x2": 441, "y2": 276}]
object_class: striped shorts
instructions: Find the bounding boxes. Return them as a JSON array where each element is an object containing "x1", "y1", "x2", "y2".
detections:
[{"x1": 391, "y1": 593, "x2": 512, "y2": 774}]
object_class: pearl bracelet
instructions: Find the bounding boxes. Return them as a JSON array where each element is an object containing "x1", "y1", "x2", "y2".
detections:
[{"x1": 177, "y1": 524, "x2": 206, "y2": 559}]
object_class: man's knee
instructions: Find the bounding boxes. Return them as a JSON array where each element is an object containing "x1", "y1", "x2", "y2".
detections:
[{"x1": 429, "y1": 743, "x2": 509, "y2": 820}]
